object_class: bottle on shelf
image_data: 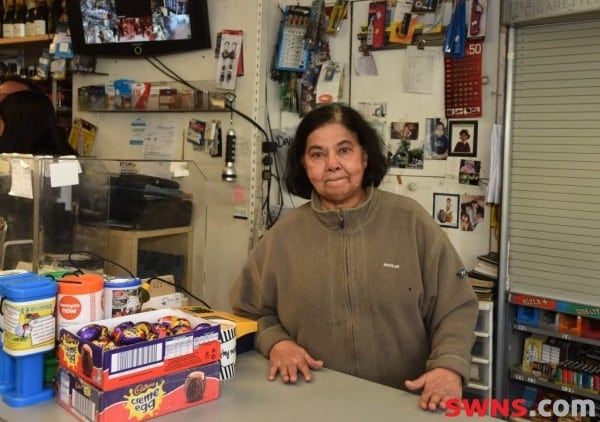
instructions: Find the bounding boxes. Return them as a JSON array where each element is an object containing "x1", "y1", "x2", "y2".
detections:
[
  {"x1": 25, "y1": 0, "x2": 36, "y2": 37},
  {"x1": 13, "y1": 0, "x2": 26, "y2": 38},
  {"x1": 3, "y1": 0, "x2": 15, "y2": 39},
  {"x1": 0, "y1": 1, "x2": 4, "y2": 38},
  {"x1": 34, "y1": 0, "x2": 47, "y2": 35}
]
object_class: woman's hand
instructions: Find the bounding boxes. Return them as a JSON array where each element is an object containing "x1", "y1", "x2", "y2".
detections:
[
  {"x1": 268, "y1": 340, "x2": 324, "y2": 383},
  {"x1": 405, "y1": 368, "x2": 462, "y2": 411}
]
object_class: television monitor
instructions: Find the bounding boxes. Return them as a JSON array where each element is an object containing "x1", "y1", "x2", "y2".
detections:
[{"x1": 67, "y1": 0, "x2": 211, "y2": 57}]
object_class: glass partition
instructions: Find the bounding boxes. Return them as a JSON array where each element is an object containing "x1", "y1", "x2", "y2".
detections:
[
  {"x1": 0, "y1": 155, "x2": 37, "y2": 271},
  {"x1": 0, "y1": 155, "x2": 207, "y2": 301}
]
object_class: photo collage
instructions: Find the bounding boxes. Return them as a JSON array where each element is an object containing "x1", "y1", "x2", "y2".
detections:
[
  {"x1": 357, "y1": 101, "x2": 485, "y2": 232},
  {"x1": 81, "y1": 0, "x2": 192, "y2": 45}
]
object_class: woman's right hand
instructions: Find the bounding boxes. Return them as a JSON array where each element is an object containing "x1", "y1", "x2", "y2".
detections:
[{"x1": 268, "y1": 340, "x2": 323, "y2": 383}]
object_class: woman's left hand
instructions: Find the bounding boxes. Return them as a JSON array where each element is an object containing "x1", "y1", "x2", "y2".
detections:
[{"x1": 405, "y1": 368, "x2": 462, "y2": 411}]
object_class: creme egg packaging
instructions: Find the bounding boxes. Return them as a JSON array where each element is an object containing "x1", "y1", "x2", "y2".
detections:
[
  {"x1": 57, "y1": 309, "x2": 220, "y2": 390},
  {"x1": 57, "y1": 362, "x2": 220, "y2": 422}
]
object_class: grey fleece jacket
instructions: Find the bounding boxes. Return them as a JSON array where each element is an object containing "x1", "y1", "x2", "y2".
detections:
[{"x1": 229, "y1": 188, "x2": 478, "y2": 388}]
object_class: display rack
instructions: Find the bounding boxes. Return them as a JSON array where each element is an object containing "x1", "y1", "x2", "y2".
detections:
[{"x1": 465, "y1": 301, "x2": 494, "y2": 412}]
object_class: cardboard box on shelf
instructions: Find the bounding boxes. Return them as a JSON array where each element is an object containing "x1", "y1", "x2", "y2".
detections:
[
  {"x1": 57, "y1": 362, "x2": 220, "y2": 422},
  {"x1": 57, "y1": 309, "x2": 221, "y2": 391}
]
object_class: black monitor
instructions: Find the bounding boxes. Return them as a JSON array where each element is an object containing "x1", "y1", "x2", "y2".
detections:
[{"x1": 67, "y1": 0, "x2": 211, "y2": 57}]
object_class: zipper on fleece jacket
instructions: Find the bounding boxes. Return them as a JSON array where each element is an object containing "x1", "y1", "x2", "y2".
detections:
[{"x1": 338, "y1": 210, "x2": 358, "y2": 373}]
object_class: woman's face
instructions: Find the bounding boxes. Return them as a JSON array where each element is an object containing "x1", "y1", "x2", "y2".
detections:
[{"x1": 303, "y1": 122, "x2": 367, "y2": 210}]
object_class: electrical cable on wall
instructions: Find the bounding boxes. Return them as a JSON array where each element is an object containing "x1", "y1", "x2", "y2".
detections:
[
  {"x1": 67, "y1": 250, "x2": 212, "y2": 309},
  {"x1": 141, "y1": 57, "x2": 284, "y2": 227}
]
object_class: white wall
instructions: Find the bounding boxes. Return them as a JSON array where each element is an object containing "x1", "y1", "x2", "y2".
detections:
[
  {"x1": 268, "y1": 0, "x2": 502, "y2": 270},
  {"x1": 72, "y1": 0, "x2": 503, "y2": 312},
  {"x1": 73, "y1": 0, "x2": 267, "y2": 311}
]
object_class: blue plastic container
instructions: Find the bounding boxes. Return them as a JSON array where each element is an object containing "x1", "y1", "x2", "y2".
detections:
[
  {"x1": 515, "y1": 305, "x2": 539, "y2": 327},
  {"x1": 0, "y1": 273, "x2": 57, "y2": 407},
  {"x1": 0, "y1": 270, "x2": 31, "y2": 395}
]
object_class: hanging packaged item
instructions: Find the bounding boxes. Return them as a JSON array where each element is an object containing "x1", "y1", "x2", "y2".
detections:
[{"x1": 443, "y1": 0, "x2": 466, "y2": 58}]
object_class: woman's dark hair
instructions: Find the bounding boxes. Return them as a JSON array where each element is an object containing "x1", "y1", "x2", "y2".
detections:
[
  {"x1": 285, "y1": 103, "x2": 389, "y2": 199},
  {"x1": 0, "y1": 90, "x2": 77, "y2": 155}
]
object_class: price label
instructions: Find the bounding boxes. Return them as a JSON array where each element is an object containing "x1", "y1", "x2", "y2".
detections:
[
  {"x1": 560, "y1": 386, "x2": 574, "y2": 393},
  {"x1": 515, "y1": 374, "x2": 524, "y2": 381},
  {"x1": 527, "y1": 377, "x2": 536, "y2": 384},
  {"x1": 560, "y1": 333, "x2": 572, "y2": 340}
]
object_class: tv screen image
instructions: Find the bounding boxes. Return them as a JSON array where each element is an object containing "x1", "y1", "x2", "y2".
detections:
[{"x1": 68, "y1": 0, "x2": 210, "y2": 57}]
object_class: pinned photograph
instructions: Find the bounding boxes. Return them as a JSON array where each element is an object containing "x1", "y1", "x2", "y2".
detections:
[
  {"x1": 358, "y1": 101, "x2": 387, "y2": 118},
  {"x1": 424, "y1": 117, "x2": 448, "y2": 159},
  {"x1": 390, "y1": 121, "x2": 419, "y2": 141},
  {"x1": 387, "y1": 138, "x2": 424, "y2": 170},
  {"x1": 459, "y1": 159, "x2": 481, "y2": 185},
  {"x1": 460, "y1": 194, "x2": 485, "y2": 232},
  {"x1": 433, "y1": 193, "x2": 460, "y2": 229},
  {"x1": 449, "y1": 120, "x2": 478, "y2": 157}
]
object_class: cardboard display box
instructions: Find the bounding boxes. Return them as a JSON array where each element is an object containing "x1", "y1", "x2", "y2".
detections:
[
  {"x1": 58, "y1": 309, "x2": 221, "y2": 391},
  {"x1": 57, "y1": 362, "x2": 220, "y2": 422}
]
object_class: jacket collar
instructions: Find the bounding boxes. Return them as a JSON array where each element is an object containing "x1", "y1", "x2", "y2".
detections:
[{"x1": 310, "y1": 187, "x2": 376, "y2": 232}]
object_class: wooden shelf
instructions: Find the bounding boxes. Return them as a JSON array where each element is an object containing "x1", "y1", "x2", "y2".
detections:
[
  {"x1": 510, "y1": 367, "x2": 600, "y2": 401},
  {"x1": 513, "y1": 323, "x2": 600, "y2": 347},
  {"x1": 0, "y1": 35, "x2": 53, "y2": 46}
]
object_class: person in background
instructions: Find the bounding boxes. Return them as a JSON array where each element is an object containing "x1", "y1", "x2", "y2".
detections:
[
  {"x1": 0, "y1": 90, "x2": 77, "y2": 155},
  {"x1": 229, "y1": 103, "x2": 478, "y2": 411},
  {"x1": 0, "y1": 77, "x2": 43, "y2": 102}
]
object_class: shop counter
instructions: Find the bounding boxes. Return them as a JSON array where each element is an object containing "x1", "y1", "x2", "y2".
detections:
[{"x1": 0, "y1": 351, "x2": 497, "y2": 421}]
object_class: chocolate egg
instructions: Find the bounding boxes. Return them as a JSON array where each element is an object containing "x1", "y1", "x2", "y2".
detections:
[
  {"x1": 77, "y1": 324, "x2": 105, "y2": 342},
  {"x1": 158, "y1": 315, "x2": 178, "y2": 328},
  {"x1": 111, "y1": 321, "x2": 134, "y2": 340},
  {"x1": 171, "y1": 325, "x2": 192, "y2": 335},
  {"x1": 81, "y1": 343, "x2": 94, "y2": 377},
  {"x1": 151, "y1": 323, "x2": 170, "y2": 339},
  {"x1": 115, "y1": 327, "x2": 146, "y2": 345},
  {"x1": 134, "y1": 322, "x2": 152, "y2": 336},
  {"x1": 184, "y1": 371, "x2": 206, "y2": 403}
]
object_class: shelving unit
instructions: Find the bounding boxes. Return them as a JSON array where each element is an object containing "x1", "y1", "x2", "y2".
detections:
[
  {"x1": 0, "y1": 33, "x2": 72, "y2": 137},
  {"x1": 465, "y1": 301, "x2": 494, "y2": 410},
  {"x1": 510, "y1": 367, "x2": 600, "y2": 401},
  {"x1": 0, "y1": 35, "x2": 53, "y2": 46}
]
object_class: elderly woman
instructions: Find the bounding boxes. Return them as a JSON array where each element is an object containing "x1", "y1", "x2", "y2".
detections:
[{"x1": 229, "y1": 104, "x2": 477, "y2": 411}]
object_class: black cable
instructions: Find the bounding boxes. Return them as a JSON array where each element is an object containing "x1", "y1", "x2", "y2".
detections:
[
  {"x1": 151, "y1": 56, "x2": 200, "y2": 92},
  {"x1": 143, "y1": 56, "x2": 199, "y2": 92},
  {"x1": 146, "y1": 276, "x2": 212, "y2": 310},
  {"x1": 68, "y1": 250, "x2": 135, "y2": 278},
  {"x1": 225, "y1": 104, "x2": 271, "y2": 143},
  {"x1": 67, "y1": 251, "x2": 213, "y2": 310}
]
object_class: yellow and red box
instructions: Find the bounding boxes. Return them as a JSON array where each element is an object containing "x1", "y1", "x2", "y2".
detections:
[
  {"x1": 57, "y1": 361, "x2": 220, "y2": 422},
  {"x1": 58, "y1": 309, "x2": 221, "y2": 391}
]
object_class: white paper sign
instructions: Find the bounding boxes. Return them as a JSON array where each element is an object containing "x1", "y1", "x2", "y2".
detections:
[
  {"x1": 143, "y1": 123, "x2": 176, "y2": 160},
  {"x1": 9, "y1": 159, "x2": 33, "y2": 199},
  {"x1": 49, "y1": 161, "x2": 80, "y2": 187}
]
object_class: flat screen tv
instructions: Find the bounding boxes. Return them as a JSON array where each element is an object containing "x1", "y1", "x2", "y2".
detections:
[{"x1": 67, "y1": 0, "x2": 211, "y2": 57}]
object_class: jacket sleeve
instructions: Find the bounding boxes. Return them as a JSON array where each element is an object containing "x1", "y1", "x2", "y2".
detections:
[
  {"x1": 420, "y1": 228, "x2": 479, "y2": 384},
  {"x1": 228, "y1": 242, "x2": 293, "y2": 358}
]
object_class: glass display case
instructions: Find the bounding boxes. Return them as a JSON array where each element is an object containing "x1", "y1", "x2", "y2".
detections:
[{"x1": 0, "y1": 155, "x2": 207, "y2": 301}]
